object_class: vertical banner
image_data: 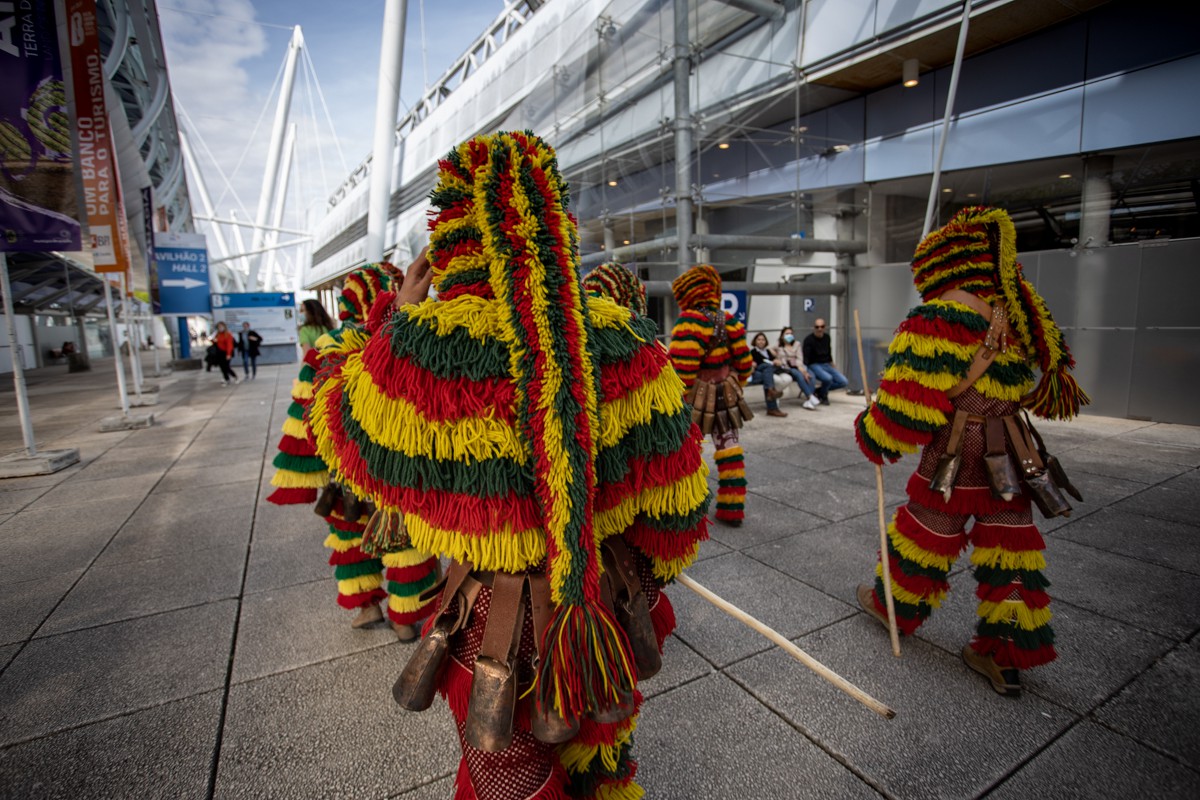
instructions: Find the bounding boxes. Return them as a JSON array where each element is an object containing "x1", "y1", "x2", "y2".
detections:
[
  {"x1": 65, "y1": 0, "x2": 130, "y2": 274},
  {"x1": 142, "y1": 184, "x2": 160, "y2": 313},
  {"x1": 0, "y1": 0, "x2": 82, "y2": 251}
]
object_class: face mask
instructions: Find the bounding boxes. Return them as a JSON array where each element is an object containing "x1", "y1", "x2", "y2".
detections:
[{"x1": 784, "y1": 334, "x2": 795, "y2": 344}]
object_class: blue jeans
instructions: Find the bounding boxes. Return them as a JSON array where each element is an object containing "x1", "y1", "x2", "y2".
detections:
[
  {"x1": 809, "y1": 363, "x2": 848, "y2": 399},
  {"x1": 748, "y1": 363, "x2": 780, "y2": 410},
  {"x1": 779, "y1": 366, "x2": 817, "y2": 399},
  {"x1": 241, "y1": 353, "x2": 257, "y2": 377}
]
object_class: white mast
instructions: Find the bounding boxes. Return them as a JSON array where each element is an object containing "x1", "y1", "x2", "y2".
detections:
[
  {"x1": 262, "y1": 123, "x2": 297, "y2": 292},
  {"x1": 179, "y1": 128, "x2": 233, "y2": 291},
  {"x1": 366, "y1": 0, "x2": 408, "y2": 263},
  {"x1": 247, "y1": 25, "x2": 304, "y2": 290}
]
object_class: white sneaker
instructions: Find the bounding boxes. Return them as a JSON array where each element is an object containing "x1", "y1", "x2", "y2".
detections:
[
  {"x1": 233, "y1": 376, "x2": 242, "y2": 385},
  {"x1": 803, "y1": 396, "x2": 819, "y2": 410}
]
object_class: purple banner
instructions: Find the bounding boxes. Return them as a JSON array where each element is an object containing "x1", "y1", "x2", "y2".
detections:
[
  {"x1": 0, "y1": 0, "x2": 81, "y2": 252},
  {"x1": 143, "y1": 184, "x2": 160, "y2": 313}
]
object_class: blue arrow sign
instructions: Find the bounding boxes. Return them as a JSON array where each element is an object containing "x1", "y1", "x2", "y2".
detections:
[{"x1": 155, "y1": 232, "x2": 211, "y2": 315}]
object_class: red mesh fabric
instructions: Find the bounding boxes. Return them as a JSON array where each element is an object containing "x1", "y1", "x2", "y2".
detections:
[{"x1": 454, "y1": 717, "x2": 567, "y2": 800}]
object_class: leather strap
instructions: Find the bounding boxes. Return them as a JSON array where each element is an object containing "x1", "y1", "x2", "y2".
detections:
[
  {"x1": 942, "y1": 289, "x2": 1013, "y2": 399},
  {"x1": 527, "y1": 573, "x2": 553, "y2": 662},
  {"x1": 478, "y1": 572, "x2": 526, "y2": 667},
  {"x1": 1003, "y1": 415, "x2": 1045, "y2": 476},
  {"x1": 601, "y1": 537, "x2": 644, "y2": 603},
  {"x1": 985, "y1": 417, "x2": 1007, "y2": 457},
  {"x1": 944, "y1": 408, "x2": 970, "y2": 457}
]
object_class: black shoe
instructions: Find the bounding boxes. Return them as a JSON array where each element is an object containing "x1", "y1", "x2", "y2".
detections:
[
  {"x1": 847, "y1": 389, "x2": 865, "y2": 396},
  {"x1": 819, "y1": 396, "x2": 830, "y2": 406}
]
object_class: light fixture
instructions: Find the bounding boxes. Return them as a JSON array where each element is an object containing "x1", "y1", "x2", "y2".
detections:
[
  {"x1": 902, "y1": 58, "x2": 919, "y2": 88},
  {"x1": 1058, "y1": 173, "x2": 1072, "y2": 179},
  {"x1": 966, "y1": 192, "x2": 978, "y2": 198},
  {"x1": 942, "y1": 187, "x2": 953, "y2": 193},
  {"x1": 717, "y1": 142, "x2": 730, "y2": 150},
  {"x1": 623, "y1": 239, "x2": 630, "y2": 245},
  {"x1": 607, "y1": 178, "x2": 618, "y2": 186}
]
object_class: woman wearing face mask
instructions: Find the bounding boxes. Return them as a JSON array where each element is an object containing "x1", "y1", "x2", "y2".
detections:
[
  {"x1": 748, "y1": 332, "x2": 786, "y2": 417},
  {"x1": 775, "y1": 327, "x2": 820, "y2": 410}
]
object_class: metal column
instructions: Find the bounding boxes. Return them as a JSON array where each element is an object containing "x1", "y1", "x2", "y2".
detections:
[
  {"x1": 1, "y1": 253, "x2": 37, "y2": 456},
  {"x1": 673, "y1": 0, "x2": 694, "y2": 275}
]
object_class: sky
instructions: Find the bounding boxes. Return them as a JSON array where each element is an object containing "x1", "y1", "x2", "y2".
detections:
[{"x1": 159, "y1": 0, "x2": 506, "y2": 237}]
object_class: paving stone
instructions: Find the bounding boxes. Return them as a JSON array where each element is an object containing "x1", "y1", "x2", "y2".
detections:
[
  {"x1": 0, "y1": 600, "x2": 235, "y2": 745},
  {"x1": 244, "y1": 525, "x2": 329, "y2": 595},
  {"x1": 1037, "y1": 470, "x2": 1146, "y2": 533},
  {"x1": 1053, "y1": 506, "x2": 1200, "y2": 576},
  {"x1": 0, "y1": 497, "x2": 134, "y2": 584},
  {"x1": 38, "y1": 544, "x2": 246, "y2": 636},
  {"x1": 215, "y1": 647, "x2": 458, "y2": 800},
  {"x1": 753, "y1": 469, "x2": 906, "y2": 522},
  {"x1": 726, "y1": 620, "x2": 1073, "y2": 800},
  {"x1": 1084, "y1": 435, "x2": 1200, "y2": 468},
  {"x1": 175, "y1": 445, "x2": 268, "y2": 470},
  {"x1": 1121, "y1": 423, "x2": 1200, "y2": 450},
  {"x1": 0, "y1": 487, "x2": 48, "y2": 514},
  {"x1": 252, "y1": 498, "x2": 325, "y2": 542},
  {"x1": 709, "y1": 492, "x2": 827, "y2": 550},
  {"x1": 157, "y1": 459, "x2": 265, "y2": 494},
  {"x1": 987, "y1": 721, "x2": 1200, "y2": 800},
  {"x1": 390, "y1": 775, "x2": 455, "y2": 800},
  {"x1": 637, "y1": 673, "x2": 877, "y2": 800},
  {"x1": 151, "y1": 477, "x2": 261, "y2": 509},
  {"x1": 915, "y1": 571, "x2": 1174, "y2": 713},
  {"x1": 97, "y1": 495, "x2": 254, "y2": 566},
  {"x1": 1061, "y1": 446, "x2": 1187, "y2": 485},
  {"x1": 0, "y1": 690, "x2": 221, "y2": 800},
  {"x1": 767, "y1": 440, "x2": 872, "y2": 473},
  {"x1": 1161, "y1": 468, "x2": 1200, "y2": 492},
  {"x1": 0, "y1": 570, "x2": 82, "y2": 645},
  {"x1": 693, "y1": 535, "x2": 732, "y2": 563},
  {"x1": 1042, "y1": 537, "x2": 1200, "y2": 641},
  {"x1": 1094, "y1": 638, "x2": 1200, "y2": 770},
  {"x1": 670, "y1": 552, "x2": 854, "y2": 668},
  {"x1": 232, "y1": 578, "x2": 398, "y2": 684},
  {"x1": 0, "y1": 644, "x2": 17, "y2": 673},
  {"x1": 1114, "y1": 482, "x2": 1200, "y2": 528},
  {"x1": 70, "y1": 452, "x2": 179, "y2": 481},
  {"x1": 21, "y1": 472, "x2": 160, "y2": 512},
  {"x1": 639, "y1": 633, "x2": 715, "y2": 701},
  {"x1": 0, "y1": 460, "x2": 86, "y2": 490},
  {"x1": 745, "y1": 512, "x2": 887, "y2": 607}
]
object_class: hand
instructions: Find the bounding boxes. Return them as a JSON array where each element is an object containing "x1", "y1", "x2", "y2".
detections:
[{"x1": 395, "y1": 247, "x2": 433, "y2": 308}]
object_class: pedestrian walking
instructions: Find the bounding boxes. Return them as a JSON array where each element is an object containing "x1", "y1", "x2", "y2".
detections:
[
  {"x1": 211, "y1": 321, "x2": 239, "y2": 385},
  {"x1": 854, "y1": 206, "x2": 1088, "y2": 696},
  {"x1": 237, "y1": 322, "x2": 262, "y2": 380}
]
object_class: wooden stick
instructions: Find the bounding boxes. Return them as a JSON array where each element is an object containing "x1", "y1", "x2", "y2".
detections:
[
  {"x1": 676, "y1": 574, "x2": 896, "y2": 719},
  {"x1": 853, "y1": 309, "x2": 903, "y2": 658}
]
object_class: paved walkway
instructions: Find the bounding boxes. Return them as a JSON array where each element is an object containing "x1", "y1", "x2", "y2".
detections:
[{"x1": 0, "y1": 357, "x2": 1198, "y2": 799}]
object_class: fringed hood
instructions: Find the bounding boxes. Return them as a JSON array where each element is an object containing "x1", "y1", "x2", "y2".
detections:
[
  {"x1": 338, "y1": 264, "x2": 394, "y2": 323},
  {"x1": 913, "y1": 206, "x2": 1088, "y2": 419},
  {"x1": 671, "y1": 264, "x2": 722, "y2": 311},
  {"x1": 583, "y1": 262, "x2": 648, "y2": 316}
]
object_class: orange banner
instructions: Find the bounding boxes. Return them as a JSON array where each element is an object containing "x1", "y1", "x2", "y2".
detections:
[{"x1": 66, "y1": 0, "x2": 130, "y2": 274}]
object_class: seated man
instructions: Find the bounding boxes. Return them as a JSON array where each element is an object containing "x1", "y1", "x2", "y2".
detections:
[{"x1": 802, "y1": 318, "x2": 849, "y2": 404}]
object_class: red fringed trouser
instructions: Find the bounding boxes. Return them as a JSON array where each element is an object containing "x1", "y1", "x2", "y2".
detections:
[
  {"x1": 713, "y1": 428, "x2": 745, "y2": 523},
  {"x1": 436, "y1": 554, "x2": 674, "y2": 800},
  {"x1": 866, "y1": 391, "x2": 1057, "y2": 670},
  {"x1": 324, "y1": 501, "x2": 386, "y2": 611}
]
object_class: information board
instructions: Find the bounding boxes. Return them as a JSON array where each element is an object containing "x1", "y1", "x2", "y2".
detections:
[{"x1": 210, "y1": 293, "x2": 297, "y2": 345}]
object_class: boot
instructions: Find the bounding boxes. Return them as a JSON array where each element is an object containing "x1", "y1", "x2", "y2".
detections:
[
  {"x1": 961, "y1": 644, "x2": 1022, "y2": 697},
  {"x1": 350, "y1": 604, "x2": 384, "y2": 629},
  {"x1": 856, "y1": 584, "x2": 889, "y2": 631}
]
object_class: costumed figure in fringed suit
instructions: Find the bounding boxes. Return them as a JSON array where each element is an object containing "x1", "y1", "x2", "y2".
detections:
[
  {"x1": 583, "y1": 262, "x2": 648, "y2": 317},
  {"x1": 267, "y1": 264, "x2": 439, "y2": 636},
  {"x1": 308, "y1": 132, "x2": 710, "y2": 800},
  {"x1": 667, "y1": 266, "x2": 754, "y2": 527},
  {"x1": 854, "y1": 206, "x2": 1088, "y2": 696}
]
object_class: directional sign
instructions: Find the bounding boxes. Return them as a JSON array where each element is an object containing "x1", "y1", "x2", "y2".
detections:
[
  {"x1": 210, "y1": 292, "x2": 297, "y2": 345},
  {"x1": 155, "y1": 231, "x2": 211, "y2": 314},
  {"x1": 721, "y1": 289, "x2": 748, "y2": 326}
]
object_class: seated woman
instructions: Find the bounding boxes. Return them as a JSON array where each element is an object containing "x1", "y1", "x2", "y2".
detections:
[
  {"x1": 747, "y1": 332, "x2": 786, "y2": 417},
  {"x1": 774, "y1": 326, "x2": 820, "y2": 410}
]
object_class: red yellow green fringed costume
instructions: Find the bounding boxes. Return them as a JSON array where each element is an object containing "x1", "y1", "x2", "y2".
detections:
[
  {"x1": 667, "y1": 265, "x2": 753, "y2": 525},
  {"x1": 266, "y1": 347, "x2": 327, "y2": 505},
  {"x1": 582, "y1": 263, "x2": 648, "y2": 317},
  {"x1": 855, "y1": 206, "x2": 1088, "y2": 680},
  {"x1": 267, "y1": 264, "x2": 438, "y2": 629},
  {"x1": 308, "y1": 132, "x2": 710, "y2": 800},
  {"x1": 312, "y1": 315, "x2": 439, "y2": 630}
]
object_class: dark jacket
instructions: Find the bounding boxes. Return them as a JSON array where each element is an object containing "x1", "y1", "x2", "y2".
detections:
[
  {"x1": 802, "y1": 333, "x2": 833, "y2": 366},
  {"x1": 238, "y1": 329, "x2": 263, "y2": 357}
]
